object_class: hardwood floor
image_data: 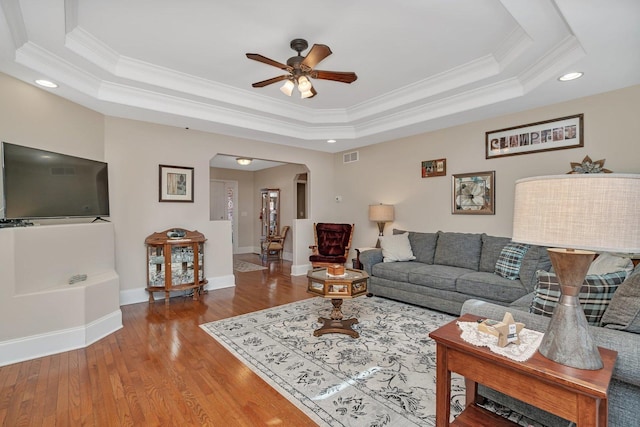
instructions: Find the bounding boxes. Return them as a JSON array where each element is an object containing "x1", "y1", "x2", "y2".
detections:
[{"x1": 0, "y1": 254, "x2": 318, "y2": 426}]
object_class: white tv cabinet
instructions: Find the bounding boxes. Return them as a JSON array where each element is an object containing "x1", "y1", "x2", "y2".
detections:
[{"x1": 0, "y1": 222, "x2": 122, "y2": 366}]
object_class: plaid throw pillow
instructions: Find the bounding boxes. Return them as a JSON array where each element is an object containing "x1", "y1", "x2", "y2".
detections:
[
  {"x1": 530, "y1": 270, "x2": 628, "y2": 326},
  {"x1": 494, "y1": 243, "x2": 530, "y2": 280}
]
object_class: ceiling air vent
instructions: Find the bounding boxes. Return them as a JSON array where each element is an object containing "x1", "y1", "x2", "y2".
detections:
[{"x1": 343, "y1": 151, "x2": 359, "y2": 164}]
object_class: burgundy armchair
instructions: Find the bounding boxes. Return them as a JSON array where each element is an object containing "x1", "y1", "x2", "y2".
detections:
[{"x1": 309, "y1": 223, "x2": 354, "y2": 268}]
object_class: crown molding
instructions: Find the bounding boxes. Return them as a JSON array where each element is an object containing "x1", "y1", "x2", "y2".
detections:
[
  {"x1": 353, "y1": 78, "x2": 523, "y2": 138},
  {"x1": 2, "y1": 0, "x2": 599, "y2": 148},
  {"x1": 15, "y1": 42, "x2": 101, "y2": 96},
  {"x1": 519, "y1": 35, "x2": 585, "y2": 92},
  {"x1": 14, "y1": 36, "x2": 575, "y2": 144}
]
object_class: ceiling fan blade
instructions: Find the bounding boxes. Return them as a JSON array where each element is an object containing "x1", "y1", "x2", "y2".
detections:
[
  {"x1": 312, "y1": 70, "x2": 358, "y2": 84},
  {"x1": 301, "y1": 44, "x2": 332, "y2": 69},
  {"x1": 251, "y1": 75, "x2": 289, "y2": 88},
  {"x1": 246, "y1": 53, "x2": 290, "y2": 71}
]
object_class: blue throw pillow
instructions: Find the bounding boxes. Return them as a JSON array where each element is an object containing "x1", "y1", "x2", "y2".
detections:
[{"x1": 494, "y1": 243, "x2": 530, "y2": 280}]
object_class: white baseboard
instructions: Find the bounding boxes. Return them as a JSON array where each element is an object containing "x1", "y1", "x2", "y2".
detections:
[
  {"x1": 119, "y1": 287, "x2": 151, "y2": 306},
  {"x1": 291, "y1": 263, "x2": 311, "y2": 276},
  {"x1": 235, "y1": 246, "x2": 255, "y2": 254},
  {"x1": 120, "y1": 275, "x2": 236, "y2": 306},
  {"x1": 0, "y1": 310, "x2": 123, "y2": 367},
  {"x1": 207, "y1": 274, "x2": 235, "y2": 289}
]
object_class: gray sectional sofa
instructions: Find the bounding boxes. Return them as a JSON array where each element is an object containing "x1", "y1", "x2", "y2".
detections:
[
  {"x1": 358, "y1": 230, "x2": 552, "y2": 315},
  {"x1": 359, "y1": 229, "x2": 640, "y2": 427}
]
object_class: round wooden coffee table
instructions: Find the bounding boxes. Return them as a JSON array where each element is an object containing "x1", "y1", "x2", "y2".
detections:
[{"x1": 306, "y1": 267, "x2": 369, "y2": 338}]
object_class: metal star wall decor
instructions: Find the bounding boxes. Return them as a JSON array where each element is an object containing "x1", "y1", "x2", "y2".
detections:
[{"x1": 567, "y1": 155, "x2": 612, "y2": 174}]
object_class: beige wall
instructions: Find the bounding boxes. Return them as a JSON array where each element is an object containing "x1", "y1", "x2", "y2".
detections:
[
  {"x1": 0, "y1": 73, "x2": 104, "y2": 160},
  {"x1": 336, "y1": 85, "x2": 640, "y2": 251},
  {"x1": 1, "y1": 71, "x2": 639, "y2": 299},
  {"x1": 104, "y1": 116, "x2": 335, "y2": 293}
]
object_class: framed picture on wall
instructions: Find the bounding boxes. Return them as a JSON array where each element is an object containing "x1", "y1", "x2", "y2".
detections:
[
  {"x1": 421, "y1": 158, "x2": 446, "y2": 178},
  {"x1": 485, "y1": 114, "x2": 583, "y2": 159},
  {"x1": 159, "y1": 164, "x2": 194, "y2": 202},
  {"x1": 452, "y1": 171, "x2": 495, "y2": 215}
]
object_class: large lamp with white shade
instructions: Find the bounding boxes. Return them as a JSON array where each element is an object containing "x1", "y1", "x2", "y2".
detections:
[{"x1": 512, "y1": 174, "x2": 640, "y2": 370}]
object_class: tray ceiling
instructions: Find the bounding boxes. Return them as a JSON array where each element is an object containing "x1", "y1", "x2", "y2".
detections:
[{"x1": 0, "y1": 0, "x2": 638, "y2": 152}]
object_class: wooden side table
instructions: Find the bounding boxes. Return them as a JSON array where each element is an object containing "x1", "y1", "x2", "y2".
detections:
[{"x1": 429, "y1": 314, "x2": 617, "y2": 427}]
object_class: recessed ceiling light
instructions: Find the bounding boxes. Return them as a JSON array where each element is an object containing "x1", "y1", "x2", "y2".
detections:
[
  {"x1": 236, "y1": 157, "x2": 252, "y2": 166},
  {"x1": 35, "y1": 79, "x2": 58, "y2": 88},
  {"x1": 558, "y1": 72, "x2": 583, "y2": 82},
  {"x1": 327, "y1": 139, "x2": 336, "y2": 144}
]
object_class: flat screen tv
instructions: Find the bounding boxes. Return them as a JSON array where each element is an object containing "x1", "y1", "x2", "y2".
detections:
[{"x1": 0, "y1": 142, "x2": 110, "y2": 220}]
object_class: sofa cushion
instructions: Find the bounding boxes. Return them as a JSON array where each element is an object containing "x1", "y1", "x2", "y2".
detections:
[
  {"x1": 601, "y1": 265, "x2": 640, "y2": 333},
  {"x1": 456, "y1": 271, "x2": 529, "y2": 303},
  {"x1": 494, "y1": 243, "x2": 531, "y2": 280},
  {"x1": 394, "y1": 229, "x2": 439, "y2": 264},
  {"x1": 531, "y1": 270, "x2": 628, "y2": 326},
  {"x1": 587, "y1": 253, "x2": 634, "y2": 275},
  {"x1": 479, "y1": 234, "x2": 511, "y2": 273},
  {"x1": 372, "y1": 261, "x2": 426, "y2": 283},
  {"x1": 518, "y1": 246, "x2": 552, "y2": 293},
  {"x1": 380, "y1": 232, "x2": 416, "y2": 262},
  {"x1": 407, "y1": 264, "x2": 471, "y2": 292},
  {"x1": 434, "y1": 232, "x2": 482, "y2": 270}
]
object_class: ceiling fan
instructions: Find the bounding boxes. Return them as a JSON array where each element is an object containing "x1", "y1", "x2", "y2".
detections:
[{"x1": 246, "y1": 38, "x2": 357, "y2": 99}]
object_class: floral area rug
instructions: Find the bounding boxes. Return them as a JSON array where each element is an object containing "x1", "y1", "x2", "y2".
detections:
[
  {"x1": 200, "y1": 296, "x2": 545, "y2": 426},
  {"x1": 233, "y1": 259, "x2": 267, "y2": 272}
]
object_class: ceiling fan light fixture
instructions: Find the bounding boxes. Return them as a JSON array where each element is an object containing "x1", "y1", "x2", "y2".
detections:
[
  {"x1": 297, "y1": 76, "x2": 312, "y2": 92},
  {"x1": 236, "y1": 157, "x2": 252, "y2": 166},
  {"x1": 247, "y1": 39, "x2": 357, "y2": 99},
  {"x1": 280, "y1": 79, "x2": 294, "y2": 96}
]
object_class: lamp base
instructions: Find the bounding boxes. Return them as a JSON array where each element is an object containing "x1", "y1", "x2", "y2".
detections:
[
  {"x1": 375, "y1": 222, "x2": 386, "y2": 248},
  {"x1": 539, "y1": 248, "x2": 603, "y2": 370},
  {"x1": 539, "y1": 294, "x2": 603, "y2": 370}
]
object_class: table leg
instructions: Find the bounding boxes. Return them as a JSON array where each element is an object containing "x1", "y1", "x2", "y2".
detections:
[
  {"x1": 435, "y1": 342, "x2": 451, "y2": 427},
  {"x1": 464, "y1": 378, "x2": 478, "y2": 409},
  {"x1": 577, "y1": 394, "x2": 604, "y2": 427},
  {"x1": 314, "y1": 298, "x2": 360, "y2": 338},
  {"x1": 598, "y1": 397, "x2": 608, "y2": 427},
  {"x1": 330, "y1": 298, "x2": 344, "y2": 320}
]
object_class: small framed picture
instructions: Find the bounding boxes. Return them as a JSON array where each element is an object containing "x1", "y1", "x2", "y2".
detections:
[
  {"x1": 159, "y1": 165, "x2": 194, "y2": 202},
  {"x1": 452, "y1": 171, "x2": 495, "y2": 215},
  {"x1": 421, "y1": 158, "x2": 446, "y2": 178}
]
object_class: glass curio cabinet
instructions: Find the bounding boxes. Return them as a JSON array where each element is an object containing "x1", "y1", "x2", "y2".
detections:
[
  {"x1": 260, "y1": 188, "x2": 280, "y2": 238},
  {"x1": 145, "y1": 228, "x2": 207, "y2": 304}
]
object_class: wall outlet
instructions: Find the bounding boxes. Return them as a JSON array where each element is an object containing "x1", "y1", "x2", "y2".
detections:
[{"x1": 335, "y1": 195, "x2": 343, "y2": 203}]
